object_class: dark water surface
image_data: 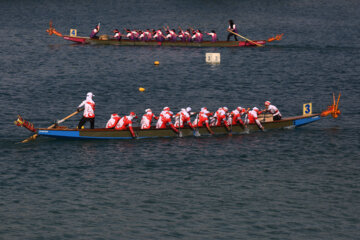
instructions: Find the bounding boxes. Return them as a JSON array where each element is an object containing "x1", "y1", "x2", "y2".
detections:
[{"x1": 1, "y1": 0, "x2": 359, "y2": 239}]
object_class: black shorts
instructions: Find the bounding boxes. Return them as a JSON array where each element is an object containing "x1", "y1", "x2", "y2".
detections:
[{"x1": 273, "y1": 115, "x2": 281, "y2": 121}]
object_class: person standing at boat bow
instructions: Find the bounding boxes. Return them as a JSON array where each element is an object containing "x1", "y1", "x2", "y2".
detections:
[
  {"x1": 77, "y1": 92, "x2": 95, "y2": 129},
  {"x1": 227, "y1": 20, "x2": 238, "y2": 41}
]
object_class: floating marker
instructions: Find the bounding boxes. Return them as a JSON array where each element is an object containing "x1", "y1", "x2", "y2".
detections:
[
  {"x1": 154, "y1": 61, "x2": 160, "y2": 65},
  {"x1": 139, "y1": 87, "x2": 145, "y2": 92},
  {"x1": 206, "y1": 53, "x2": 220, "y2": 64}
]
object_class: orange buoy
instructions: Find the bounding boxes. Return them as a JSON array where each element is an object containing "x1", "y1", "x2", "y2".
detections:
[
  {"x1": 154, "y1": 61, "x2": 160, "y2": 65},
  {"x1": 139, "y1": 87, "x2": 145, "y2": 92}
]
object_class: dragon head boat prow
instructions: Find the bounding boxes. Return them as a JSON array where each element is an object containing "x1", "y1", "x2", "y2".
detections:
[
  {"x1": 320, "y1": 92, "x2": 341, "y2": 118},
  {"x1": 46, "y1": 20, "x2": 63, "y2": 37},
  {"x1": 14, "y1": 115, "x2": 37, "y2": 132}
]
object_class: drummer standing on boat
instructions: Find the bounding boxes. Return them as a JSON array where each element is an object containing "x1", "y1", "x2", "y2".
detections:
[
  {"x1": 227, "y1": 19, "x2": 238, "y2": 41},
  {"x1": 77, "y1": 92, "x2": 95, "y2": 129}
]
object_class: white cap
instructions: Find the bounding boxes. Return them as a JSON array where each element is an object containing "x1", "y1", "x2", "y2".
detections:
[
  {"x1": 237, "y1": 106, "x2": 243, "y2": 110},
  {"x1": 223, "y1": 107, "x2": 228, "y2": 112},
  {"x1": 186, "y1": 107, "x2": 191, "y2": 112},
  {"x1": 163, "y1": 106, "x2": 170, "y2": 111},
  {"x1": 145, "y1": 108, "x2": 152, "y2": 112},
  {"x1": 87, "y1": 92, "x2": 95, "y2": 97},
  {"x1": 253, "y1": 107, "x2": 259, "y2": 111}
]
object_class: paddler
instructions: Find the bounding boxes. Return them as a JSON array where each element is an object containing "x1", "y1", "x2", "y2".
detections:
[
  {"x1": 106, "y1": 113, "x2": 121, "y2": 129},
  {"x1": 153, "y1": 29, "x2": 165, "y2": 42},
  {"x1": 156, "y1": 107, "x2": 179, "y2": 133},
  {"x1": 178, "y1": 30, "x2": 185, "y2": 42},
  {"x1": 174, "y1": 107, "x2": 195, "y2": 130},
  {"x1": 194, "y1": 107, "x2": 214, "y2": 134},
  {"x1": 227, "y1": 19, "x2": 238, "y2": 41},
  {"x1": 228, "y1": 106, "x2": 246, "y2": 126},
  {"x1": 206, "y1": 30, "x2": 217, "y2": 42},
  {"x1": 140, "y1": 109, "x2": 158, "y2": 129},
  {"x1": 246, "y1": 107, "x2": 264, "y2": 131},
  {"x1": 192, "y1": 30, "x2": 203, "y2": 42},
  {"x1": 144, "y1": 29, "x2": 152, "y2": 41},
  {"x1": 212, "y1": 107, "x2": 230, "y2": 131},
  {"x1": 90, "y1": 24, "x2": 100, "y2": 39},
  {"x1": 169, "y1": 29, "x2": 177, "y2": 41},
  {"x1": 77, "y1": 92, "x2": 96, "y2": 129},
  {"x1": 262, "y1": 101, "x2": 282, "y2": 121},
  {"x1": 115, "y1": 112, "x2": 137, "y2": 138},
  {"x1": 112, "y1": 29, "x2": 122, "y2": 41}
]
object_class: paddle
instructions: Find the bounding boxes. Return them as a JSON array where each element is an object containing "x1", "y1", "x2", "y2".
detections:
[
  {"x1": 20, "y1": 109, "x2": 82, "y2": 143},
  {"x1": 227, "y1": 29, "x2": 264, "y2": 47},
  {"x1": 194, "y1": 113, "x2": 200, "y2": 137},
  {"x1": 177, "y1": 113, "x2": 182, "y2": 137}
]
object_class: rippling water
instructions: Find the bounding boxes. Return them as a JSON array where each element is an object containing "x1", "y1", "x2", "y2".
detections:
[{"x1": 0, "y1": 0, "x2": 359, "y2": 239}]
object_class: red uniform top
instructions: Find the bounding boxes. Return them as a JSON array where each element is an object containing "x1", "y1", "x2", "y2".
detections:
[{"x1": 106, "y1": 114, "x2": 120, "y2": 128}]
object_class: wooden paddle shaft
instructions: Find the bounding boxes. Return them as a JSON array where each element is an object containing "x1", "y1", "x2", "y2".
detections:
[{"x1": 227, "y1": 30, "x2": 264, "y2": 47}]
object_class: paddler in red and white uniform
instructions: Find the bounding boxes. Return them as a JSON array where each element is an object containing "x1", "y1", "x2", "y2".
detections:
[
  {"x1": 192, "y1": 30, "x2": 203, "y2": 42},
  {"x1": 174, "y1": 107, "x2": 195, "y2": 130},
  {"x1": 77, "y1": 92, "x2": 96, "y2": 129},
  {"x1": 228, "y1": 107, "x2": 246, "y2": 126},
  {"x1": 184, "y1": 29, "x2": 191, "y2": 42},
  {"x1": 246, "y1": 107, "x2": 264, "y2": 131},
  {"x1": 106, "y1": 113, "x2": 120, "y2": 129},
  {"x1": 169, "y1": 29, "x2": 177, "y2": 41},
  {"x1": 193, "y1": 107, "x2": 214, "y2": 134},
  {"x1": 115, "y1": 112, "x2": 137, "y2": 137},
  {"x1": 156, "y1": 107, "x2": 179, "y2": 133},
  {"x1": 206, "y1": 30, "x2": 217, "y2": 42},
  {"x1": 138, "y1": 31, "x2": 144, "y2": 41},
  {"x1": 178, "y1": 30, "x2": 185, "y2": 42},
  {"x1": 153, "y1": 29, "x2": 165, "y2": 42},
  {"x1": 144, "y1": 29, "x2": 152, "y2": 41},
  {"x1": 140, "y1": 108, "x2": 158, "y2": 129},
  {"x1": 112, "y1": 29, "x2": 122, "y2": 41},
  {"x1": 263, "y1": 101, "x2": 282, "y2": 121},
  {"x1": 212, "y1": 107, "x2": 230, "y2": 130}
]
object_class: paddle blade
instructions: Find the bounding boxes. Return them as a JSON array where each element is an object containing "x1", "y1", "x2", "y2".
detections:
[{"x1": 21, "y1": 134, "x2": 38, "y2": 143}]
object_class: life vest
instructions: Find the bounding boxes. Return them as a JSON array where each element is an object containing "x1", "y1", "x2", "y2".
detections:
[
  {"x1": 195, "y1": 110, "x2": 212, "y2": 127},
  {"x1": 141, "y1": 112, "x2": 155, "y2": 129},
  {"x1": 247, "y1": 110, "x2": 258, "y2": 124},
  {"x1": 115, "y1": 115, "x2": 134, "y2": 130},
  {"x1": 106, "y1": 114, "x2": 120, "y2": 128},
  {"x1": 214, "y1": 109, "x2": 226, "y2": 126},
  {"x1": 156, "y1": 111, "x2": 172, "y2": 129}
]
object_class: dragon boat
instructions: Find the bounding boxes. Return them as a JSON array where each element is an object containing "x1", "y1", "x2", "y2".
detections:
[
  {"x1": 46, "y1": 22, "x2": 283, "y2": 47},
  {"x1": 15, "y1": 94, "x2": 340, "y2": 142}
]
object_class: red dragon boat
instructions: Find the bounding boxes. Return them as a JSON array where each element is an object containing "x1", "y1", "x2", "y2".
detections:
[{"x1": 46, "y1": 22, "x2": 283, "y2": 47}]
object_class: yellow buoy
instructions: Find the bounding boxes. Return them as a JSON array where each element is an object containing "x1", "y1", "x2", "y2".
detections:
[
  {"x1": 139, "y1": 87, "x2": 145, "y2": 92},
  {"x1": 154, "y1": 61, "x2": 160, "y2": 65}
]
